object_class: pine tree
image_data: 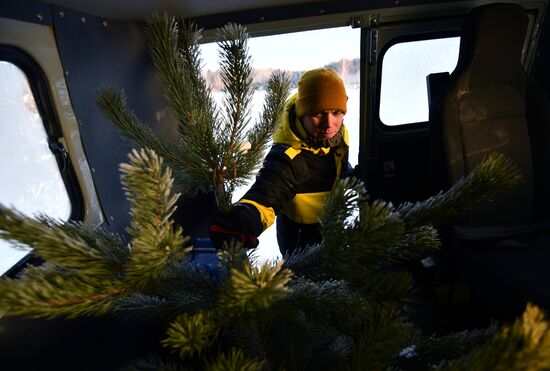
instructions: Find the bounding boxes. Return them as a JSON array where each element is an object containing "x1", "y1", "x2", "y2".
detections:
[
  {"x1": 96, "y1": 15, "x2": 291, "y2": 212},
  {"x1": 2, "y1": 13, "x2": 550, "y2": 371},
  {"x1": 2, "y1": 148, "x2": 548, "y2": 370}
]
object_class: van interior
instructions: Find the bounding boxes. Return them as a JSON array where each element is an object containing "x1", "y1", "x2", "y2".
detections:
[{"x1": 1, "y1": 0, "x2": 549, "y2": 368}]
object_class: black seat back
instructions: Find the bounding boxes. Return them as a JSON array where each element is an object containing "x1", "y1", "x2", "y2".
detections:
[{"x1": 438, "y1": 3, "x2": 533, "y2": 226}]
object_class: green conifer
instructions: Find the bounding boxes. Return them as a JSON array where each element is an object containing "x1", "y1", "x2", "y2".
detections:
[
  {"x1": 1, "y1": 14, "x2": 549, "y2": 371},
  {"x1": 96, "y1": 15, "x2": 291, "y2": 212}
]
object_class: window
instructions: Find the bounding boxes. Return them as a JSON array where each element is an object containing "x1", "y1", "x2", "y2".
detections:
[
  {"x1": 200, "y1": 26, "x2": 360, "y2": 262},
  {"x1": 379, "y1": 37, "x2": 460, "y2": 126},
  {"x1": 0, "y1": 61, "x2": 71, "y2": 276}
]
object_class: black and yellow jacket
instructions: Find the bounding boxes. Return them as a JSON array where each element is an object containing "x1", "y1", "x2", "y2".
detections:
[{"x1": 226, "y1": 93, "x2": 351, "y2": 254}]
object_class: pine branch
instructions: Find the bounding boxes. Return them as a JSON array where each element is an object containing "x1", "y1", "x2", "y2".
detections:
[
  {"x1": 174, "y1": 18, "x2": 218, "y2": 132},
  {"x1": 96, "y1": 87, "x2": 205, "y2": 195},
  {"x1": 117, "y1": 263, "x2": 221, "y2": 321},
  {"x1": 440, "y1": 304, "x2": 550, "y2": 370},
  {"x1": 359, "y1": 270, "x2": 415, "y2": 310},
  {"x1": 282, "y1": 244, "x2": 324, "y2": 277},
  {"x1": 259, "y1": 316, "x2": 311, "y2": 370},
  {"x1": 218, "y1": 261, "x2": 292, "y2": 314},
  {"x1": 219, "y1": 70, "x2": 291, "y2": 205},
  {"x1": 121, "y1": 148, "x2": 191, "y2": 289},
  {"x1": 251, "y1": 71, "x2": 292, "y2": 148},
  {"x1": 0, "y1": 207, "x2": 128, "y2": 278},
  {"x1": 142, "y1": 16, "x2": 290, "y2": 210},
  {"x1": 280, "y1": 277, "x2": 371, "y2": 331},
  {"x1": 394, "y1": 225, "x2": 440, "y2": 259},
  {"x1": 144, "y1": 14, "x2": 221, "y2": 196},
  {"x1": 218, "y1": 23, "x2": 253, "y2": 134},
  {"x1": 217, "y1": 242, "x2": 249, "y2": 272},
  {"x1": 117, "y1": 292, "x2": 215, "y2": 324},
  {"x1": 348, "y1": 200, "x2": 405, "y2": 265},
  {"x1": 121, "y1": 354, "x2": 186, "y2": 371},
  {"x1": 205, "y1": 348, "x2": 264, "y2": 371},
  {"x1": 96, "y1": 87, "x2": 211, "y2": 195},
  {"x1": 321, "y1": 177, "x2": 404, "y2": 257},
  {"x1": 349, "y1": 313, "x2": 415, "y2": 371},
  {"x1": 162, "y1": 311, "x2": 219, "y2": 361},
  {"x1": 247, "y1": 278, "x2": 368, "y2": 370},
  {"x1": 95, "y1": 88, "x2": 173, "y2": 156},
  {"x1": 0, "y1": 264, "x2": 125, "y2": 318},
  {"x1": 243, "y1": 71, "x2": 292, "y2": 178},
  {"x1": 0, "y1": 148, "x2": 213, "y2": 320},
  {"x1": 66, "y1": 222, "x2": 130, "y2": 269},
  {"x1": 320, "y1": 177, "x2": 368, "y2": 245},
  {"x1": 145, "y1": 14, "x2": 217, "y2": 131},
  {"x1": 115, "y1": 294, "x2": 174, "y2": 321},
  {"x1": 356, "y1": 225, "x2": 440, "y2": 269},
  {"x1": 320, "y1": 179, "x2": 406, "y2": 276},
  {"x1": 0, "y1": 206, "x2": 132, "y2": 319},
  {"x1": 222, "y1": 317, "x2": 269, "y2": 367},
  {"x1": 167, "y1": 261, "x2": 222, "y2": 297},
  {"x1": 308, "y1": 333, "x2": 354, "y2": 370},
  {"x1": 0, "y1": 211, "x2": 132, "y2": 319},
  {"x1": 397, "y1": 152, "x2": 522, "y2": 226},
  {"x1": 400, "y1": 324, "x2": 498, "y2": 370},
  {"x1": 99, "y1": 15, "x2": 289, "y2": 211},
  {"x1": 212, "y1": 23, "x2": 254, "y2": 210}
]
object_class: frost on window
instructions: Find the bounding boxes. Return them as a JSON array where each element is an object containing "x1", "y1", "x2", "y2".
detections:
[
  {"x1": 380, "y1": 37, "x2": 460, "y2": 126},
  {"x1": 0, "y1": 61, "x2": 71, "y2": 276}
]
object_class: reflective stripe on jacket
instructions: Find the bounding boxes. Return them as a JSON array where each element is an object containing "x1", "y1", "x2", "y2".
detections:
[{"x1": 237, "y1": 93, "x2": 350, "y2": 251}]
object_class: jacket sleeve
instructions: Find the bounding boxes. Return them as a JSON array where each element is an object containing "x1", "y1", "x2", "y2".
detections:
[
  {"x1": 242, "y1": 145, "x2": 306, "y2": 214},
  {"x1": 209, "y1": 145, "x2": 306, "y2": 248}
]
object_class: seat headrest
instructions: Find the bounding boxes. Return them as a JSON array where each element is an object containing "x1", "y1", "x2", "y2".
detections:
[{"x1": 455, "y1": 3, "x2": 528, "y2": 86}]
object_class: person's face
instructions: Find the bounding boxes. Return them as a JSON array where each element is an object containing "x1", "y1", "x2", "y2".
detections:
[{"x1": 301, "y1": 110, "x2": 345, "y2": 141}]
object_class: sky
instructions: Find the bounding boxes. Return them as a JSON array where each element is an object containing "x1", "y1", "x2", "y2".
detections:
[{"x1": 200, "y1": 26, "x2": 361, "y2": 72}]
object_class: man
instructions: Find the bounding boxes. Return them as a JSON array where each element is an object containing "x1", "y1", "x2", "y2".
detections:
[{"x1": 209, "y1": 68, "x2": 351, "y2": 255}]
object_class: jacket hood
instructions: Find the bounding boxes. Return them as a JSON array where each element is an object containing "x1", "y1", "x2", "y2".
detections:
[{"x1": 273, "y1": 93, "x2": 349, "y2": 154}]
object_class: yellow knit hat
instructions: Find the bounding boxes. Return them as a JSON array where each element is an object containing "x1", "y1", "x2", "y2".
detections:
[{"x1": 295, "y1": 68, "x2": 347, "y2": 118}]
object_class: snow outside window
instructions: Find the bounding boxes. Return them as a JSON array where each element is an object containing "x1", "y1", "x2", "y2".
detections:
[
  {"x1": 380, "y1": 37, "x2": 460, "y2": 126},
  {"x1": 0, "y1": 61, "x2": 71, "y2": 276}
]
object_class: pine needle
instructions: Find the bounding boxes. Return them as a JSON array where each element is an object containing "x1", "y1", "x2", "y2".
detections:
[
  {"x1": 440, "y1": 304, "x2": 550, "y2": 370},
  {"x1": 121, "y1": 148, "x2": 191, "y2": 288},
  {"x1": 162, "y1": 311, "x2": 218, "y2": 360},
  {"x1": 219, "y1": 261, "x2": 293, "y2": 314},
  {"x1": 205, "y1": 348, "x2": 264, "y2": 371},
  {"x1": 0, "y1": 208, "x2": 128, "y2": 277},
  {"x1": 0, "y1": 264, "x2": 124, "y2": 318},
  {"x1": 397, "y1": 152, "x2": 522, "y2": 226},
  {"x1": 98, "y1": 14, "x2": 290, "y2": 210}
]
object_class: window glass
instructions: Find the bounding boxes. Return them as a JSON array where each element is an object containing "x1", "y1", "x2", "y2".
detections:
[
  {"x1": 379, "y1": 37, "x2": 460, "y2": 126},
  {"x1": 0, "y1": 61, "x2": 71, "y2": 276},
  {"x1": 200, "y1": 26, "x2": 360, "y2": 262}
]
